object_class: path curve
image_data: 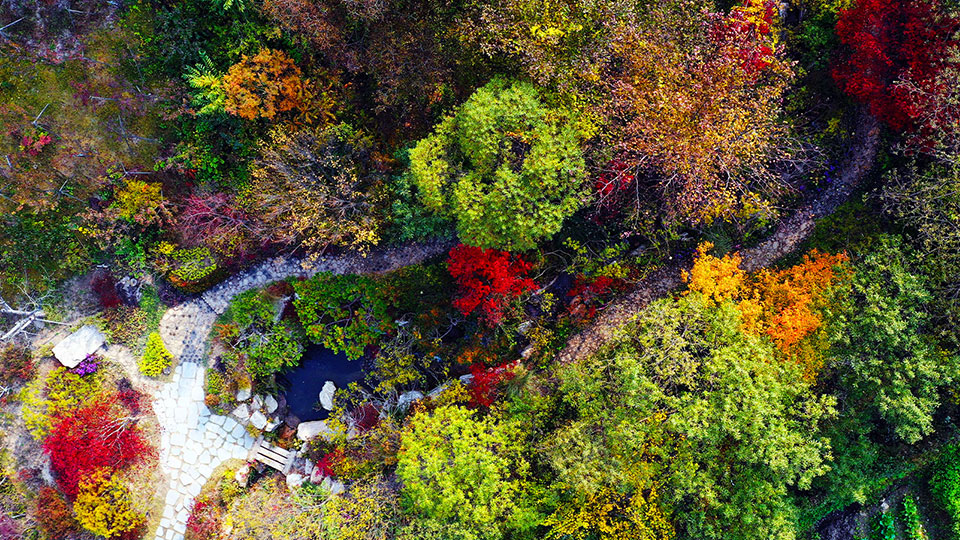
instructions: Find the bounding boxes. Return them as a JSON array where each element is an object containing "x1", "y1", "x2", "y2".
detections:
[
  {"x1": 150, "y1": 238, "x2": 452, "y2": 540},
  {"x1": 556, "y1": 112, "x2": 881, "y2": 365}
]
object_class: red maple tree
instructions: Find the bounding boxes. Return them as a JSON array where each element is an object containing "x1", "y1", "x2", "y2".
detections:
[
  {"x1": 833, "y1": 0, "x2": 960, "y2": 133},
  {"x1": 447, "y1": 244, "x2": 537, "y2": 326},
  {"x1": 42, "y1": 400, "x2": 152, "y2": 498}
]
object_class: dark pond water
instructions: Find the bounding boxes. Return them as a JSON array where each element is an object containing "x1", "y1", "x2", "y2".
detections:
[{"x1": 278, "y1": 345, "x2": 365, "y2": 422}]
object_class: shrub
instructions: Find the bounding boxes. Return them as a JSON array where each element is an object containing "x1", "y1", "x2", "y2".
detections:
[
  {"x1": 447, "y1": 244, "x2": 537, "y2": 326},
  {"x1": 140, "y1": 332, "x2": 172, "y2": 377},
  {"x1": 91, "y1": 273, "x2": 122, "y2": 309},
  {"x1": 43, "y1": 399, "x2": 152, "y2": 497},
  {"x1": 186, "y1": 497, "x2": 223, "y2": 540},
  {"x1": 222, "y1": 48, "x2": 309, "y2": 121},
  {"x1": 35, "y1": 487, "x2": 79, "y2": 539},
  {"x1": 832, "y1": 0, "x2": 959, "y2": 134},
  {"x1": 22, "y1": 367, "x2": 101, "y2": 439},
  {"x1": 0, "y1": 344, "x2": 34, "y2": 386},
  {"x1": 871, "y1": 512, "x2": 896, "y2": 540},
  {"x1": 932, "y1": 446, "x2": 960, "y2": 539},
  {"x1": 74, "y1": 469, "x2": 145, "y2": 538},
  {"x1": 900, "y1": 495, "x2": 927, "y2": 540},
  {"x1": 222, "y1": 289, "x2": 304, "y2": 377},
  {"x1": 294, "y1": 273, "x2": 393, "y2": 360},
  {"x1": 168, "y1": 246, "x2": 220, "y2": 293},
  {"x1": 409, "y1": 78, "x2": 587, "y2": 251}
]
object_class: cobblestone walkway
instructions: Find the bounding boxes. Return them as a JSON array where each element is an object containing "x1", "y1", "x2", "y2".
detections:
[{"x1": 150, "y1": 240, "x2": 451, "y2": 540}]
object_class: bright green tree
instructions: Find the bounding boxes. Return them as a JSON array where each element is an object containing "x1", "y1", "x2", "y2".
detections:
[
  {"x1": 547, "y1": 294, "x2": 836, "y2": 540},
  {"x1": 828, "y1": 235, "x2": 960, "y2": 443},
  {"x1": 409, "y1": 78, "x2": 587, "y2": 251},
  {"x1": 396, "y1": 404, "x2": 537, "y2": 540}
]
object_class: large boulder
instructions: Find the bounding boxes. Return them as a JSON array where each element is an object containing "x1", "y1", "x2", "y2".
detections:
[
  {"x1": 264, "y1": 395, "x2": 279, "y2": 414},
  {"x1": 250, "y1": 410, "x2": 268, "y2": 430},
  {"x1": 297, "y1": 420, "x2": 334, "y2": 441},
  {"x1": 318, "y1": 381, "x2": 336, "y2": 411},
  {"x1": 397, "y1": 390, "x2": 424, "y2": 410},
  {"x1": 52, "y1": 325, "x2": 106, "y2": 368}
]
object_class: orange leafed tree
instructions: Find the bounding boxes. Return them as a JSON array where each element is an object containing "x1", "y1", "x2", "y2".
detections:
[
  {"x1": 222, "y1": 49, "x2": 310, "y2": 121},
  {"x1": 606, "y1": 0, "x2": 801, "y2": 223},
  {"x1": 684, "y1": 243, "x2": 849, "y2": 379}
]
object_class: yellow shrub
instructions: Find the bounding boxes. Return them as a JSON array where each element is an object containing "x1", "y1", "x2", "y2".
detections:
[{"x1": 74, "y1": 469, "x2": 144, "y2": 538}]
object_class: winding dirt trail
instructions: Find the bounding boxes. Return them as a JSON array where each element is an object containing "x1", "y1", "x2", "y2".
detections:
[{"x1": 556, "y1": 112, "x2": 881, "y2": 365}]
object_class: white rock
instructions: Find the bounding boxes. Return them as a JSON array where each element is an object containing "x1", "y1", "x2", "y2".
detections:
[
  {"x1": 264, "y1": 420, "x2": 279, "y2": 432},
  {"x1": 319, "y1": 381, "x2": 336, "y2": 411},
  {"x1": 286, "y1": 473, "x2": 305, "y2": 491},
  {"x1": 321, "y1": 476, "x2": 345, "y2": 495},
  {"x1": 250, "y1": 411, "x2": 268, "y2": 430},
  {"x1": 52, "y1": 325, "x2": 106, "y2": 368},
  {"x1": 236, "y1": 387, "x2": 251, "y2": 402},
  {"x1": 264, "y1": 395, "x2": 279, "y2": 414},
  {"x1": 231, "y1": 404, "x2": 251, "y2": 421},
  {"x1": 397, "y1": 390, "x2": 424, "y2": 410},
  {"x1": 297, "y1": 420, "x2": 334, "y2": 441}
]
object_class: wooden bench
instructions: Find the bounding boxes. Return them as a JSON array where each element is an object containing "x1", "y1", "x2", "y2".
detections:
[{"x1": 251, "y1": 438, "x2": 296, "y2": 474}]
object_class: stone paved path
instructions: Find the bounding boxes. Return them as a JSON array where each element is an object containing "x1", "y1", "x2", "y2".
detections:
[
  {"x1": 556, "y1": 111, "x2": 881, "y2": 365},
  {"x1": 150, "y1": 239, "x2": 451, "y2": 540}
]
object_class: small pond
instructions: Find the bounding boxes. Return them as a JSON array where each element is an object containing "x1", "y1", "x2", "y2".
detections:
[{"x1": 278, "y1": 345, "x2": 366, "y2": 422}]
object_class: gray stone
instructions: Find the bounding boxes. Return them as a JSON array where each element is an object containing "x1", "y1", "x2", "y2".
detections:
[
  {"x1": 231, "y1": 404, "x2": 251, "y2": 421},
  {"x1": 319, "y1": 381, "x2": 336, "y2": 411},
  {"x1": 252, "y1": 395, "x2": 264, "y2": 410},
  {"x1": 264, "y1": 395, "x2": 279, "y2": 414},
  {"x1": 286, "y1": 473, "x2": 305, "y2": 491},
  {"x1": 236, "y1": 386, "x2": 251, "y2": 402},
  {"x1": 297, "y1": 420, "x2": 334, "y2": 441},
  {"x1": 250, "y1": 411, "x2": 268, "y2": 430},
  {"x1": 52, "y1": 325, "x2": 106, "y2": 368},
  {"x1": 397, "y1": 390, "x2": 424, "y2": 410},
  {"x1": 321, "y1": 476, "x2": 345, "y2": 495}
]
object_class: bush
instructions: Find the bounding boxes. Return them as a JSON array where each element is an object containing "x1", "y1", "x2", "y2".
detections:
[
  {"x1": 293, "y1": 273, "x2": 393, "y2": 360},
  {"x1": 0, "y1": 344, "x2": 34, "y2": 386},
  {"x1": 900, "y1": 495, "x2": 927, "y2": 540},
  {"x1": 140, "y1": 332, "x2": 172, "y2": 377},
  {"x1": 74, "y1": 469, "x2": 145, "y2": 538},
  {"x1": 222, "y1": 289, "x2": 304, "y2": 377},
  {"x1": 34, "y1": 487, "x2": 78, "y2": 539},
  {"x1": 932, "y1": 445, "x2": 960, "y2": 539},
  {"x1": 447, "y1": 244, "x2": 537, "y2": 326},
  {"x1": 409, "y1": 78, "x2": 587, "y2": 251},
  {"x1": 871, "y1": 512, "x2": 895, "y2": 540}
]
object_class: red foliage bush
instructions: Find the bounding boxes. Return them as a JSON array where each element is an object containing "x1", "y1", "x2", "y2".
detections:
[
  {"x1": 186, "y1": 498, "x2": 222, "y2": 540},
  {"x1": 43, "y1": 400, "x2": 153, "y2": 498},
  {"x1": 35, "y1": 487, "x2": 78, "y2": 539},
  {"x1": 91, "y1": 273, "x2": 122, "y2": 309},
  {"x1": 0, "y1": 344, "x2": 35, "y2": 386},
  {"x1": 177, "y1": 192, "x2": 257, "y2": 259},
  {"x1": 315, "y1": 448, "x2": 344, "y2": 478},
  {"x1": 353, "y1": 403, "x2": 380, "y2": 433},
  {"x1": 833, "y1": 0, "x2": 960, "y2": 133},
  {"x1": 592, "y1": 159, "x2": 636, "y2": 220},
  {"x1": 468, "y1": 362, "x2": 516, "y2": 408},
  {"x1": 447, "y1": 244, "x2": 537, "y2": 326}
]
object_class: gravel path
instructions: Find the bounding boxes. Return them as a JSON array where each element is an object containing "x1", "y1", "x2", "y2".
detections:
[
  {"x1": 150, "y1": 239, "x2": 451, "y2": 540},
  {"x1": 556, "y1": 112, "x2": 881, "y2": 365}
]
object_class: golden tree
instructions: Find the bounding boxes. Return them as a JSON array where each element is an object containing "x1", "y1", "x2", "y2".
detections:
[{"x1": 222, "y1": 49, "x2": 311, "y2": 121}]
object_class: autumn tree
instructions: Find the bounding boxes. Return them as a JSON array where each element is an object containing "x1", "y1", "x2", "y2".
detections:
[
  {"x1": 683, "y1": 243, "x2": 849, "y2": 379},
  {"x1": 176, "y1": 192, "x2": 259, "y2": 259},
  {"x1": 43, "y1": 399, "x2": 152, "y2": 498},
  {"x1": 246, "y1": 123, "x2": 383, "y2": 252},
  {"x1": 447, "y1": 244, "x2": 537, "y2": 326},
  {"x1": 828, "y1": 235, "x2": 960, "y2": 443},
  {"x1": 221, "y1": 48, "x2": 311, "y2": 121},
  {"x1": 396, "y1": 405, "x2": 536, "y2": 540},
  {"x1": 832, "y1": 0, "x2": 960, "y2": 135},
  {"x1": 605, "y1": 0, "x2": 804, "y2": 223},
  {"x1": 547, "y1": 295, "x2": 835, "y2": 540},
  {"x1": 73, "y1": 469, "x2": 145, "y2": 538},
  {"x1": 410, "y1": 78, "x2": 587, "y2": 251}
]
